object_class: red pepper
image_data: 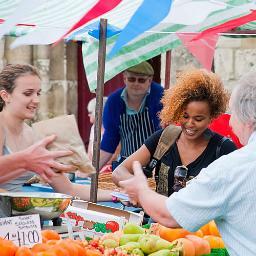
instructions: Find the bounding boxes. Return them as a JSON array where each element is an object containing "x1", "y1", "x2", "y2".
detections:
[{"x1": 105, "y1": 221, "x2": 119, "y2": 232}]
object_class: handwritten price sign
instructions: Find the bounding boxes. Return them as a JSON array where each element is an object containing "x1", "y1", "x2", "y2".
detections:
[{"x1": 0, "y1": 214, "x2": 42, "y2": 247}]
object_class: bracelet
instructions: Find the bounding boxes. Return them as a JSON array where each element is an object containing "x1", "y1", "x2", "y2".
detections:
[{"x1": 112, "y1": 196, "x2": 118, "y2": 203}]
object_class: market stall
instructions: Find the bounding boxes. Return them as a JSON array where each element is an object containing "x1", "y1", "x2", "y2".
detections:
[
  {"x1": 0, "y1": 2, "x2": 255, "y2": 255},
  {"x1": 1, "y1": 0, "x2": 255, "y2": 199}
]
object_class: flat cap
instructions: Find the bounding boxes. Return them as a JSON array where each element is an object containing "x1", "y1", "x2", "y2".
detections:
[{"x1": 126, "y1": 61, "x2": 154, "y2": 76}]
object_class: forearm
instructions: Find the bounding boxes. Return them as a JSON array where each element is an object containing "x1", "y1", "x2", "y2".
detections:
[
  {"x1": 68, "y1": 184, "x2": 112, "y2": 202},
  {"x1": 49, "y1": 173, "x2": 72, "y2": 194},
  {"x1": 99, "y1": 150, "x2": 113, "y2": 170},
  {"x1": 112, "y1": 145, "x2": 151, "y2": 186},
  {"x1": 138, "y1": 188, "x2": 180, "y2": 228},
  {"x1": 96, "y1": 188, "x2": 113, "y2": 201},
  {"x1": 0, "y1": 152, "x2": 27, "y2": 183},
  {"x1": 112, "y1": 166, "x2": 134, "y2": 186},
  {"x1": 50, "y1": 175, "x2": 112, "y2": 202}
]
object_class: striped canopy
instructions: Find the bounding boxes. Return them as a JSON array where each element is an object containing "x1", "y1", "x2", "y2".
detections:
[{"x1": 0, "y1": 0, "x2": 255, "y2": 91}]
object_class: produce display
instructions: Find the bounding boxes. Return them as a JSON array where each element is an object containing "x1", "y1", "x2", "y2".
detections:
[
  {"x1": 0, "y1": 221, "x2": 227, "y2": 256},
  {"x1": 0, "y1": 192, "x2": 72, "y2": 221}
]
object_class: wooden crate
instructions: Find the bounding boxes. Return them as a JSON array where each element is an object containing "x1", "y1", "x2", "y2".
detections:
[{"x1": 97, "y1": 172, "x2": 156, "y2": 191}]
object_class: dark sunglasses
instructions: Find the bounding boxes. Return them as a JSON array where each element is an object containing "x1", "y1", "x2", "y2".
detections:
[{"x1": 126, "y1": 77, "x2": 149, "y2": 83}]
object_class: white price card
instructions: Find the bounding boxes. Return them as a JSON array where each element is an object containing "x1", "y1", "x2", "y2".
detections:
[{"x1": 0, "y1": 214, "x2": 42, "y2": 247}]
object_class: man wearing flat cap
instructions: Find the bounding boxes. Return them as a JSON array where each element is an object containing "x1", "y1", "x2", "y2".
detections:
[{"x1": 99, "y1": 61, "x2": 164, "y2": 169}]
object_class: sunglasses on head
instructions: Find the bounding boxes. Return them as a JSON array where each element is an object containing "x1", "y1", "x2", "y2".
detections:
[{"x1": 126, "y1": 77, "x2": 149, "y2": 83}]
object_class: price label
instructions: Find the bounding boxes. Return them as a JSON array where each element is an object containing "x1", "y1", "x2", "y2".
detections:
[{"x1": 0, "y1": 214, "x2": 42, "y2": 247}]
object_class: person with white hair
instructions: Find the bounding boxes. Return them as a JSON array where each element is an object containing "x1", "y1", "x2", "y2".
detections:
[
  {"x1": 87, "y1": 97, "x2": 108, "y2": 161},
  {"x1": 120, "y1": 70, "x2": 256, "y2": 256}
]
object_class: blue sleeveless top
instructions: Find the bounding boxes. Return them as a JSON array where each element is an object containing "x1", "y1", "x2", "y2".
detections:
[{"x1": 1, "y1": 145, "x2": 34, "y2": 191}]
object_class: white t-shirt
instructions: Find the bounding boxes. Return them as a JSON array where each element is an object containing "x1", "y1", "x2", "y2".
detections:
[{"x1": 166, "y1": 132, "x2": 256, "y2": 256}]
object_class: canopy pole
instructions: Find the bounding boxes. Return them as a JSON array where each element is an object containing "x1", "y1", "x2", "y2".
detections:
[
  {"x1": 90, "y1": 18, "x2": 107, "y2": 203},
  {"x1": 164, "y1": 50, "x2": 172, "y2": 89}
]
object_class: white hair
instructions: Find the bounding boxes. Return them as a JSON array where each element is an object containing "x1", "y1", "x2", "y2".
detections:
[
  {"x1": 87, "y1": 96, "x2": 108, "y2": 116},
  {"x1": 231, "y1": 69, "x2": 256, "y2": 130}
]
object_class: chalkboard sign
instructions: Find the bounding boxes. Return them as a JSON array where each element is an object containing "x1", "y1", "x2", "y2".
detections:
[{"x1": 0, "y1": 214, "x2": 42, "y2": 247}]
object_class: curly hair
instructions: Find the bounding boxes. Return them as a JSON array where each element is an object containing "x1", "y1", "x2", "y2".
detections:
[
  {"x1": 0, "y1": 64, "x2": 40, "y2": 111},
  {"x1": 160, "y1": 68, "x2": 229, "y2": 126}
]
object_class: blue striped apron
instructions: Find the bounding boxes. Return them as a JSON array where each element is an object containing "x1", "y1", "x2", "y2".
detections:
[{"x1": 119, "y1": 107, "x2": 155, "y2": 157}]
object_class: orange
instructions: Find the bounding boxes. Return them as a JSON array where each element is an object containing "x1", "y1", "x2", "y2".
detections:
[
  {"x1": 61, "y1": 239, "x2": 86, "y2": 256},
  {"x1": 200, "y1": 223, "x2": 211, "y2": 236},
  {"x1": 172, "y1": 238, "x2": 195, "y2": 256},
  {"x1": 72, "y1": 239, "x2": 88, "y2": 248},
  {"x1": 84, "y1": 248, "x2": 103, "y2": 256},
  {"x1": 192, "y1": 229, "x2": 204, "y2": 238},
  {"x1": 159, "y1": 226, "x2": 190, "y2": 242},
  {"x1": 203, "y1": 235, "x2": 225, "y2": 249},
  {"x1": 42, "y1": 237, "x2": 47, "y2": 243},
  {"x1": 50, "y1": 245, "x2": 70, "y2": 256},
  {"x1": 72, "y1": 243, "x2": 86, "y2": 256},
  {"x1": 15, "y1": 247, "x2": 33, "y2": 256},
  {"x1": 0, "y1": 239, "x2": 17, "y2": 256},
  {"x1": 209, "y1": 221, "x2": 221, "y2": 237},
  {"x1": 31, "y1": 243, "x2": 51, "y2": 253},
  {"x1": 185, "y1": 235, "x2": 211, "y2": 256},
  {"x1": 41, "y1": 230, "x2": 60, "y2": 241},
  {"x1": 58, "y1": 199, "x2": 71, "y2": 211},
  {"x1": 57, "y1": 240, "x2": 79, "y2": 256},
  {"x1": 34, "y1": 252, "x2": 56, "y2": 256},
  {"x1": 46, "y1": 240, "x2": 59, "y2": 246},
  {"x1": 0, "y1": 244, "x2": 16, "y2": 256}
]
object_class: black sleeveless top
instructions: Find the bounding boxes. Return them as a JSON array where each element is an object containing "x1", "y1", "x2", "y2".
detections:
[{"x1": 144, "y1": 129, "x2": 237, "y2": 196}]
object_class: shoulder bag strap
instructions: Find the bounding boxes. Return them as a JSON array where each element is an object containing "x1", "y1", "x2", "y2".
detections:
[
  {"x1": 147, "y1": 125, "x2": 182, "y2": 170},
  {"x1": 153, "y1": 125, "x2": 182, "y2": 160}
]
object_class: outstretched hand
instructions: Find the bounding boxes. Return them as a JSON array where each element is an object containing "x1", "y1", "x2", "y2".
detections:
[
  {"x1": 119, "y1": 161, "x2": 149, "y2": 205},
  {"x1": 24, "y1": 135, "x2": 76, "y2": 183}
]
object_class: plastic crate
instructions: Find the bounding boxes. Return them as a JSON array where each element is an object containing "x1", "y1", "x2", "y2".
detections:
[{"x1": 203, "y1": 248, "x2": 229, "y2": 256}]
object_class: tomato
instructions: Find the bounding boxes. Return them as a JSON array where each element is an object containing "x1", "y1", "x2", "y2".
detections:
[{"x1": 105, "y1": 221, "x2": 119, "y2": 232}]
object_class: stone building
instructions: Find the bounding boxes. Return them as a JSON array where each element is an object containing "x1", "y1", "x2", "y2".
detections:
[
  {"x1": 0, "y1": 37, "x2": 78, "y2": 121},
  {"x1": 161, "y1": 37, "x2": 256, "y2": 91},
  {"x1": 0, "y1": 36, "x2": 255, "y2": 141}
]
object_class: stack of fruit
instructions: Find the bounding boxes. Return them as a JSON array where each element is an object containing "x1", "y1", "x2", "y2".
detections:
[
  {"x1": 0, "y1": 221, "x2": 226, "y2": 256},
  {"x1": 101, "y1": 223, "x2": 178, "y2": 256}
]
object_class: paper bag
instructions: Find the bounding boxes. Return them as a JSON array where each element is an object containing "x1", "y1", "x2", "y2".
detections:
[{"x1": 32, "y1": 115, "x2": 95, "y2": 175}]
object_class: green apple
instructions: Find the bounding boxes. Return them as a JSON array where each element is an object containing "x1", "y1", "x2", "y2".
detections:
[
  {"x1": 138, "y1": 235, "x2": 160, "y2": 254},
  {"x1": 102, "y1": 239, "x2": 119, "y2": 248},
  {"x1": 148, "y1": 249, "x2": 174, "y2": 256},
  {"x1": 119, "y1": 234, "x2": 142, "y2": 246},
  {"x1": 119, "y1": 242, "x2": 140, "y2": 253},
  {"x1": 123, "y1": 223, "x2": 145, "y2": 234},
  {"x1": 132, "y1": 248, "x2": 145, "y2": 256},
  {"x1": 155, "y1": 238, "x2": 174, "y2": 251}
]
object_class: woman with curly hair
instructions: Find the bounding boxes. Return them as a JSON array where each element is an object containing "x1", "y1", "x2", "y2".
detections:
[{"x1": 112, "y1": 68, "x2": 237, "y2": 196}]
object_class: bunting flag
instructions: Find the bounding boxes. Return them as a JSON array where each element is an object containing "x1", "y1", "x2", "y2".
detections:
[
  {"x1": 192, "y1": 9, "x2": 256, "y2": 41},
  {"x1": 176, "y1": 33, "x2": 219, "y2": 71},
  {"x1": 0, "y1": 0, "x2": 255, "y2": 91},
  {"x1": 0, "y1": 0, "x2": 46, "y2": 40},
  {"x1": 108, "y1": 0, "x2": 173, "y2": 58},
  {"x1": 162, "y1": 0, "x2": 227, "y2": 25},
  {"x1": 54, "y1": 0, "x2": 122, "y2": 45},
  {"x1": 66, "y1": 21, "x2": 121, "y2": 41},
  {"x1": 82, "y1": 1, "x2": 256, "y2": 91},
  {"x1": 10, "y1": 28, "x2": 67, "y2": 48}
]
